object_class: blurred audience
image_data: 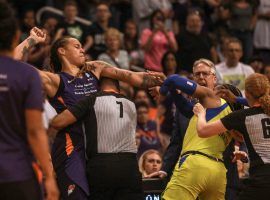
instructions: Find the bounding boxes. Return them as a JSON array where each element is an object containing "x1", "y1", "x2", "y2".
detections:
[
  {"x1": 176, "y1": 10, "x2": 218, "y2": 73},
  {"x1": 140, "y1": 10, "x2": 177, "y2": 72},
  {"x1": 87, "y1": 2, "x2": 113, "y2": 59},
  {"x1": 136, "y1": 101, "x2": 162, "y2": 158},
  {"x1": 98, "y1": 28, "x2": 129, "y2": 70},
  {"x1": 215, "y1": 37, "x2": 254, "y2": 93}
]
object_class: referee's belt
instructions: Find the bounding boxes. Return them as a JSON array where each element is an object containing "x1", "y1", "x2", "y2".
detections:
[{"x1": 181, "y1": 151, "x2": 224, "y2": 163}]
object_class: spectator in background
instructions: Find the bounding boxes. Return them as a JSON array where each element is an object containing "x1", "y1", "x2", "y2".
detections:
[
  {"x1": 253, "y1": 0, "x2": 270, "y2": 64},
  {"x1": 248, "y1": 55, "x2": 264, "y2": 73},
  {"x1": 134, "y1": 89, "x2": 157, "y2": 121},
  {"x1": 87, "y1": 2, "x2": 113, "y2": 59},
  {"x1": 216, "y1": 37, "x2": 254, "y2": 94},
  {"x1": 0, "y1": 1, "x2": 59, "y2": 199},
  {"x1": 98, "y1": 28, "x2": 129, "y2": 70},
  {"x1": 140, "y1": 10, "x2": 177, "y2": 72},
  {"x1": 132, "y1": 0, "x2": 173, "y2": 33},
  {"x1": 54, "y1": 0, "x2": 91, "y2": 51},
  {"x1": 264, "y1": 64, "x2": 270, "y2": 81},
  {"x1": 20, "y1": 9, "x2": 36, "y2": 42},
  {"x1": 42, "y1": 16, "x2": 58, "y2": 39},
  {"x1": 139, "y1": 150, "x2": 162, "y2": 178},
  {"x1": 221, "y1": 0, "x2": 257, "y2": 63},
  {"x1": 136, "y1": 101, "x2": 162, "y2": 158},
  {"x1": 177, "y1": 10, "x2": 218, "y2": 73},
  {"x1": 123, "y1": 19, "x2": 144, "y2": 69}
]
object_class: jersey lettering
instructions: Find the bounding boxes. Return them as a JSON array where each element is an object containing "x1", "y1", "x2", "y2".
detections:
[{"x1": 261, "y1": 118, "x2": 270, "y2": 138}]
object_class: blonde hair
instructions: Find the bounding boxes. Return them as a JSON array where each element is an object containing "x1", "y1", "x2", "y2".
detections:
[
  {"x1": 193, "y1": 58, "x2": 216, "y2": 75},
  {"x1": 104, "y1": 27, "x2": 121, "y2": 41},
  {"x1": 138, "y1": 149, "x2": 162, "y2": 177},
  {"x1": 245, "y1": 73, "x2": 270, "y2": 115}
]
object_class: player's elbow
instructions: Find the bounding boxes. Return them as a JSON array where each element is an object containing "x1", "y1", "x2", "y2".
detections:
[{"x1": 197, "y1": 128, "x2": 209, "y2": 138}]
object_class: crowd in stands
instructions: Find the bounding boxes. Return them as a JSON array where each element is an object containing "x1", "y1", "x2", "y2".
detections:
[{"x1": 6, "y1": 0, "x2": 270, "y2": 197}]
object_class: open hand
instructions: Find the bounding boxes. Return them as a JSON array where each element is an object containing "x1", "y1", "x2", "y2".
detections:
[{"x1": 232, "y1": 150, "x2": 248, "y2": 163}]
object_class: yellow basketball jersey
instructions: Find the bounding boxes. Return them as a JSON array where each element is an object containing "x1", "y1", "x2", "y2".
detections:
[{"x1": 181, "y1": 99, "x2": 232, "y2": 160}]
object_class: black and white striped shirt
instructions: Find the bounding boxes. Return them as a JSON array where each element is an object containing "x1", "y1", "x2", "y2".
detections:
[
  {"x1": 69, "y1": 91, "x2": 137, "y2": 158},
  {"x1": 221, "y1": 107, "x2": 270, "y2": 173}
]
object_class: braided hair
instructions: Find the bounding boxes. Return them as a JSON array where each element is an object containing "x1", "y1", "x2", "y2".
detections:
[
  {"x1": 50, "y1": 36, "x2": 72, "y2": 73},
  {"x1": 222, "y1": 83, "x2": 244, "y2": 111}
]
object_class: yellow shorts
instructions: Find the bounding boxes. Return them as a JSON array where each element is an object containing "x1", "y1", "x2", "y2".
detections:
[{"x1": 162, "y1": 154, "x2": 227, "y2": 200}]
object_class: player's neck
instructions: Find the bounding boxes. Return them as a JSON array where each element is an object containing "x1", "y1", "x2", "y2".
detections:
[
  {"x1": 62, "y1": 64, "x2": 80, "y2": 76},
  {"x1": 102, "y1": 88, "x2": 119, "y2": 94}
]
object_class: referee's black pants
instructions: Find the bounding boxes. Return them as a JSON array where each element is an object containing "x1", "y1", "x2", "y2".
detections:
[
  {"x1": 86, "y1": 153, "x2": 143, "y2": 200},
  {"x1": 238, "y1": 165, "x2": 270, "y2": 200}
]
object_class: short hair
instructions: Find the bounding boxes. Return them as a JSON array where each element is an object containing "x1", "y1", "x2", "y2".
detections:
[
  {"x1": 0, "y1": 1, "x2": 18, "y2": 51},
  {"x1": 193, "y1": 58, "x2": 216, "y2": 75},
  {"x1": 104, "y1": 28, "x2": 121, "y2": 41},
  {"x1": 100, "y1": 77, "x2": 120, "y2": 92},
  {"x1": 64, "y1": 0, "x2": 77, "y2": 8},
  {"x1": 226, "y1": 37, "x2": 242, "y2": 49}
]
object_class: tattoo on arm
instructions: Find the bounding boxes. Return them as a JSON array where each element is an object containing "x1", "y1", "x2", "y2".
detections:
[
  {"x1": 22, "y1": 38, "x2": 36, "y2": 56},
  {"x1": 141, "y1": 73, "x2": 161, "y2": 89}
]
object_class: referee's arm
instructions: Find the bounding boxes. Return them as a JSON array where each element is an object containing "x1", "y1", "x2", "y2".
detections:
[
  {"x1": 50, "y1": 97, "x2": 92, "y2": 130},
  {"x1": 50, "y1": 110, "x2": 77, "y2": 130}
]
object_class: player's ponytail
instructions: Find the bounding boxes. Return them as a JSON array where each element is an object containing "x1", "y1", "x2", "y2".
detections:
[{"x1": 245, "y1": 73, "x2": 270, "y2": 115}]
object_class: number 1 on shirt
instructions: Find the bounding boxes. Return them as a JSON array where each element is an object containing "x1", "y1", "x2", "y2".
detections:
[{"x1": 116, "y1": 101, "x2": 123, "y2": 118}]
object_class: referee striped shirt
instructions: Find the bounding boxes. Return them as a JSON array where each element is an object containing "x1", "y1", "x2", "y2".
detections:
[{"x1": 69, "y1": 91, "x2": 137, "y2": 158}]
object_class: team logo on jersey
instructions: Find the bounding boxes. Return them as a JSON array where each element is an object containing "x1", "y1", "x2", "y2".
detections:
[
  {"x1": 187, "y1": 81, "x2": 193, "y2": 86},
  {"x1": 67, "y1": 184, "x2": 76, "y2": 196}
]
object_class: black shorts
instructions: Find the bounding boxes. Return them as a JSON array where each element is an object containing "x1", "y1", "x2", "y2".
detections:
[
  {"x1": 87, "y1": 153, "x2": 144, "y2": 200},
  {"x1": 0, "y1": 178, "x2": 41, "y2": 200}
]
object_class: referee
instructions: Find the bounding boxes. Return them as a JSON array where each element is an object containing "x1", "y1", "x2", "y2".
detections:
[{"x1": 51, "y1": 77, "x2": 143, "y2": 200}]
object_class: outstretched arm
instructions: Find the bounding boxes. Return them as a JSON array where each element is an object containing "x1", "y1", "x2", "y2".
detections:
[
  {"x1": 216, "y1": 88, "x2": 249, "y2": 107},
  {"x1": 14, "y1": 27, "x2": 46, "y2": 60},
  {"x1": 81, "y1": 61, "x2": 165, "y2": 89},
  {"x1": 193, "y1": 103, "x2": 227, "y2": 137},
  {"x1": 160, "y1": 74, "x2": 216, "y2": 101}
]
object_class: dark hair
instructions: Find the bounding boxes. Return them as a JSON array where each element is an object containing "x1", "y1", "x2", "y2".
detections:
[
  {"x1": 226, "y1": 37, "x2": 243, "y2": 49},
  {"x1": 0, "y1": 1, "x2": 18, "y2": 51},
  {"x1": 150, "y1": 9, "x2": 165, "y2": 30},
  {"x1": 50, "y1": 36, "x2": 72, "y2": 73},
  {"x1": 161, "y1": 51, "x2": 178, "y2": 75},
  {"x1": 222, "y1": 84, "x2": 244, "y2": 111},
  {"x1": 64, "y1": 0, "x2": 77, "y2": 8},
  {"x1": 100, "y1": 77, "x2": 120, "y2": 92},
  {"x1": 135, "y1": 101, "x2": 149, "y2": 110}
]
